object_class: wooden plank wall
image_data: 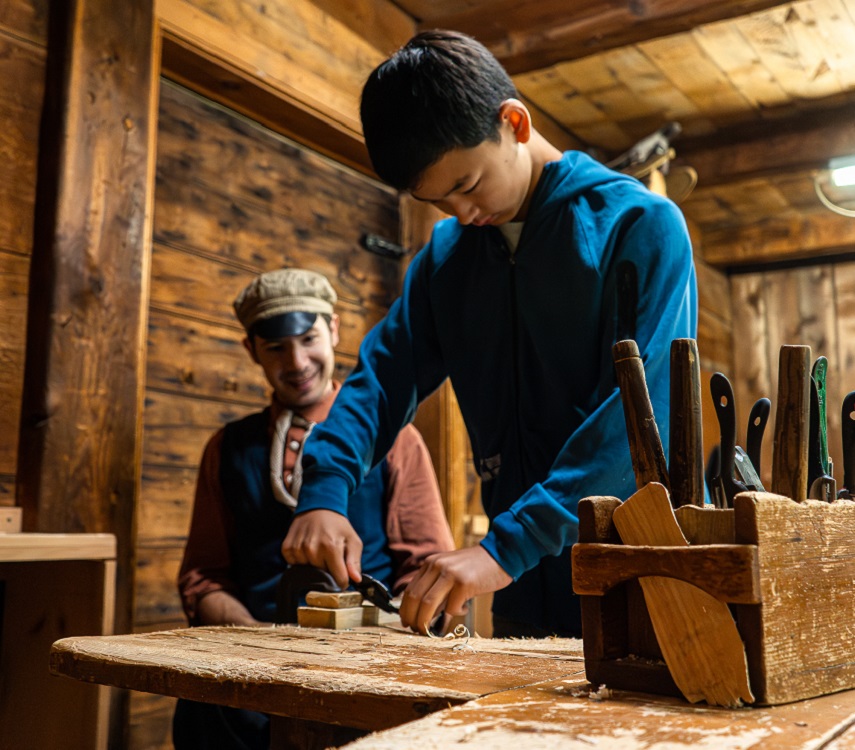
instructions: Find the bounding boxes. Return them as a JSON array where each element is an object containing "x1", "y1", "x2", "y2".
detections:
[
  {"x1": 730, "y1": 262, "x2": 855, "y2": 491},
  {"x1": 0, "y1": 0, "x2": 47, "y2": 505},
  {"x1": 132, "y1": 78, "x2": 403, "y2": 746}
]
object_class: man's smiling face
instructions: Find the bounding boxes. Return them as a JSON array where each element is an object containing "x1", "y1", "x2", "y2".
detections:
[{"x1": 245, "y1": 315, "x2": 339, "y2": 409}]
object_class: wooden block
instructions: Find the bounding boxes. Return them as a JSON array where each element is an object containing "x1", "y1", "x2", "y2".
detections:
[
  {"x1": 304, "y1": 591, "x2": 363, "y2": 608},
  {"x1": 297, "y1": 606, "x2": 365, "y2": 630},
  {"x1": 735, "y1": 492, "x2": 855, "y2": 705},
  {"x1": 361, "y1": 604, "x2": 400, "y2": 627},
  {"x1": 0, "y1": 507, "x2": 22, "y2": 533}
]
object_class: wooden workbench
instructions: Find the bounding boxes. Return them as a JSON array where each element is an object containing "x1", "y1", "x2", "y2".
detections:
[{"x1": 50, "y1": 625, "x2": 855, "y2": 749}]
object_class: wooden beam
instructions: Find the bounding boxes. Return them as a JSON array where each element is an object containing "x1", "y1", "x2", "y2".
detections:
[
  {"x1": 702, "y1": 209, "x2": 855, "y2": 268},
  {"x1": 159, "y1": 34, "x2": 373, "y2": 177},
  {"x1": 423, "y1": 0, "x2": 793, "y2": 75},
  {"x1": 158, "y1": 0, "x2": 375, "y2": 175},
  {"x1": 16, "y1": 0, "x2": 157, "y2": 647},
  {"x1": 677, "y1": 102, "x2": 855, "y2": 188},
  {"x1": 306, "y1": 0, "x2": 415, "y2": 56}
]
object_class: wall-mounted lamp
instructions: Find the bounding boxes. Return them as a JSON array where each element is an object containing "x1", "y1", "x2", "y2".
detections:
[{"x1": 815, "y1": 154, "x2": 855, "y2": 217}]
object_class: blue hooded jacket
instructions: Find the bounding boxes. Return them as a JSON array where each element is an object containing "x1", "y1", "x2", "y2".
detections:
[{"x1": 296, "y1": 151, "x2": 698, "y2": 635}]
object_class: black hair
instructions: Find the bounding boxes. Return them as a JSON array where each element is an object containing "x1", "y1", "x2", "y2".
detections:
[{"x1": 360, "y1": 30, "x2": 517, "y2": 191}]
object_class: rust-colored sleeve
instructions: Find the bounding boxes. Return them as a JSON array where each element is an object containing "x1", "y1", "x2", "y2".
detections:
[
  {"x1": 385, "y1": 424, "x2": 456, "y2": 593},
  {"x1": 177, "y1": 429, "x2": 241, "y2": 624}
]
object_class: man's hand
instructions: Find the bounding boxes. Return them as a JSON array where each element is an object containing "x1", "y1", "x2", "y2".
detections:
[
  {"x1": 399, "y1": 546, "x2": 512, "y2": 635},
  {"x1": 281, "y1": 509, "x2": 363, "y2": 589}
]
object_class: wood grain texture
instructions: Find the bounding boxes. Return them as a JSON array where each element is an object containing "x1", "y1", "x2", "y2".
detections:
[
  {"x1": 342, "y1": 674, "x2": 855, "y2": 749},
  {"x1": 669, "y1": 338, "x2": 705, "y2": 506},
  {"x1": 771, "y1": 345, "x2": 811, "y2": 502},
  {"x1": 50, "y1": 626, "x2": 585, "y2": 731},
  {"x1": 572, "y1": 542, "x2": 759, "y2": 603},
  {"x1": 612, "y1": 483, "x2": 753, "y2": 707},
  {"x1": 612, "y1": 340, "x2": 670, "y2": 491},
  {"x1": 734, "y1": 492, "x2": 855, "y2": 704}
]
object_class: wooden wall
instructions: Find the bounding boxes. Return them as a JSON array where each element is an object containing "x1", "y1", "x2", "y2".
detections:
[
  {"x1": 0, "y1": 1, "x2": 47, "y2": 505},
  {"x1": 730, "y1": 262, "x2": 855, "y2": 491}
]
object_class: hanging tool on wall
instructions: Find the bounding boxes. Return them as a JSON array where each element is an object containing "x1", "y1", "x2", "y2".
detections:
[{"x1": 607, "y1": 122, "x2": 697, "y2": 203}]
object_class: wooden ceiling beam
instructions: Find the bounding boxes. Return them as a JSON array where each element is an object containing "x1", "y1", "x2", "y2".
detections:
[
  {"x1": 677, "y1": 102, "x2": 855, "y2": 188},
  {"x1": 423, "y1": 0, "x2": 792, "y2": 75},
  {"x1": 701, "y1": 210, "x2": 855, "y2": 269}
]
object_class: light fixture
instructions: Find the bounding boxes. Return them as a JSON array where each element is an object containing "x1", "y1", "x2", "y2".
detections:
[
  {"x1": 830, "y1": 155, "x2": 855, "y2": 187},
  {"x1": 815, "y1": 154, "x2": 855, "y2": 217}
]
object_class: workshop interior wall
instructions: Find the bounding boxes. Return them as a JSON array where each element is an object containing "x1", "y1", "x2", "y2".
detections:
[{"x1": 0, "y1": 1, "x2": 47, "y2": 506}]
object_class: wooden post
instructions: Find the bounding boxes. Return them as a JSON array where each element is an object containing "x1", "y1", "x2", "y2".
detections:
[{"x1": 16, "y1": 0, "x2": 158, "y2": 659}]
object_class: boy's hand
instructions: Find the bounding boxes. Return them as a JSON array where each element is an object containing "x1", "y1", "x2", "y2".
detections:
[
  {"x1": 281, "y1": 509, "x2": 362, "y2": 589},
  {"x1": 399, "y1": 547, "x2": 512, "y2": 635}
]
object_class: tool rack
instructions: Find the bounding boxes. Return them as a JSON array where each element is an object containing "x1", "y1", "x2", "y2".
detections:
[{"x1": 572, "y1": 491, "x2": 855, "y2": 706}]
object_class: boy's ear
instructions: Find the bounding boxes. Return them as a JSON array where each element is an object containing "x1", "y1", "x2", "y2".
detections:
[{"x1": 499, "y1": 99, "x2": 531, "y2": 143}]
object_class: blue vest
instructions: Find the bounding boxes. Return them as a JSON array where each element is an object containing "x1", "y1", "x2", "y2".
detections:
[{"x1": 219, "y1": 409, "x2": 393, "y2": 621}]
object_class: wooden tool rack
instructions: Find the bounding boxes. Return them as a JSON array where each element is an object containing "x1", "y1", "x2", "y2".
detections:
[{"x1": 572, "y1": 491, "x2": 855, "y2": 706}]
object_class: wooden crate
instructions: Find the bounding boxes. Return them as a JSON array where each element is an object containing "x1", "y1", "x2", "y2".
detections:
[{"x1": 572, "y1": 491, "x2": 855, "y2": 706}]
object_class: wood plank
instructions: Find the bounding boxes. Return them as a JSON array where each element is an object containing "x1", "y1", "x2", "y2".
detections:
[
  {"x1": 133, "y1": 544, "x2": 185, "y2": 630},
  {"x1": 15, "y1": 1, "x2": 158, "y2": 661},
  {"x1": 0, "y1": 34, "x2": 44, "y2": 257},
  {"x1": 127, "y1": 692, "x2": 175, "y2": 750},
  {"x1": 702, "y1": 208, "x2": 855, "y2": 267},
  {"x1": 0, "y1": 533, "x2": 115, "y2": 562},
  {"x1": 138, "y1": 464, "x2": 196, "y2": 544},
  {"x1": 0, "y1": 0, "x2": 48, "y2": 46},
  {"x1": 412, "y1": 0, "x2": 795, "y2": 75},
  {"x1": 735, "y1": 493, "x2": 855, "y2": 704},
  {"x1": 0, "y1": 251, "x2": 29, "y2": 477},
  {"x1": 678, "y1": 101, "x2": 855, "y2": 188},
  {"x1": 304, "y1": 591, "x2": 363, "y2": 608},
  {"x1": 50, "y1": 626, "x2": 585, "y2": 731},
  {"x1": 304, "y1": 0, "x2": 414, "y2": 57},
  {"x1": 341, "y1": 674, "x2": 855, "y2": 749},
  {"x1": 156, "y1": 0, "x2": 384, "y2": 159},
  {"x1": 142, "y1": 390, "x2": 255, "y2": 469},
  {"x1": 730, "y1": 275, "x2": 774, "y2": 488},
  {"x1": 297, "y1": 606, "x2": 365, "y2": 629}
]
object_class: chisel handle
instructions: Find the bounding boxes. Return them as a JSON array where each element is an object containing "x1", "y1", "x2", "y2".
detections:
[
  {"x1": 669, "y1": 339, "x2": 704, "y2": 506},
  {"x1": 771, "y1": 345, "x2": 811, "y2": 502},
  {"x1": 613, "y1": 340, "x2": 670, "y2": 492}
]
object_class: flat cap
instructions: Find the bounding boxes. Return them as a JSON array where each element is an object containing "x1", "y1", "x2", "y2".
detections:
[{"x1": 233, "y1": 268, "x2": 337, "y2": 336}]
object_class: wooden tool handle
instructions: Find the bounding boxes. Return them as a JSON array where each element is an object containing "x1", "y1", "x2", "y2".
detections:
[
  {"x1": 771, "y1": 345, "x2": 811, "y2": 502},
  {"x1": 669, "y1": 339, "x2": 704, "y2": 506},
  {"x1": 613, "y1": 339, "x2": 670, "y2": 491}
]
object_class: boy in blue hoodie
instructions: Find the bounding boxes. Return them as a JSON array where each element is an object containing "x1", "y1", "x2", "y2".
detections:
[{"x1": 282, "y1": 30, "x2": 698, "y2": 638}]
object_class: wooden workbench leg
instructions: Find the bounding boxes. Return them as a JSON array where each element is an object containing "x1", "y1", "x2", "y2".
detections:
[{"x1": 269, "y1": 717, "x2": 367, "y2": 749}]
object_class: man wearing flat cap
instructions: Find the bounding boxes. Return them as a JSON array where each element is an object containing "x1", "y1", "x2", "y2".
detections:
[{"x1": 173, "y1": 268, "x2": 455, "y2": 749}]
